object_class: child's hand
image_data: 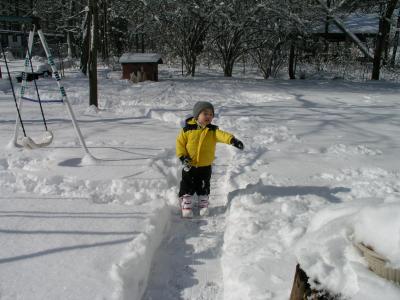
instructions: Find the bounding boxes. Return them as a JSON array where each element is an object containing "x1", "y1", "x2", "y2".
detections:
[
  {"x1": 231, "y1": 138, "x2": 244, "y2": 150},
  {"x1": 180, "y1": 156, "x2": 192, "y2": 172}
]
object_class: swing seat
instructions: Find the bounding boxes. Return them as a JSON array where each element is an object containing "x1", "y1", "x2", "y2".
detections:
[{"x1": 22, "y1": 130, "x2": 53, "y2": 149}]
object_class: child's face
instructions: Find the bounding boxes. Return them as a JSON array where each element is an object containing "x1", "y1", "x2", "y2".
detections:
[{"x1": 197, "y1": 108, "x2": 214, "y2": 126}]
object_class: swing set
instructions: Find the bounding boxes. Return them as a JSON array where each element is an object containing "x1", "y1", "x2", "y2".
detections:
[{"x1": 1, "y1": 16, "x2": 94, "y2": 159}]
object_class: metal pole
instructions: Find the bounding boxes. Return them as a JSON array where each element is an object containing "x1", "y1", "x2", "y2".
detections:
[
  {"x1": 37, "y1": 29, "x2": 93, "y2": 157},
  {"x1": 1, "y1": 43, "x2": 27, "y2": 137},
  {"x1": 13, "y1": 29, "x2": 35, "y2": 145}
]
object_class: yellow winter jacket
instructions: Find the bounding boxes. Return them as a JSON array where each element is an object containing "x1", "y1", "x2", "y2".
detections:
[{"x1": 176, "y1": 118, "x2": 234, "y2": 167}]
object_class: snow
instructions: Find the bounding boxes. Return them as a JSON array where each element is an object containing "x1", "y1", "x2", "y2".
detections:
[
  {"x1": 0, "y1": 61, "x2": 400, "y2": 300},
  {"x1": 314, "y1": 13, "x2": 380, "y2": 34},
  {"x1": 119, "y1": 53, "x2": 163, "y2": 64},
  {"x1": 354, "y1": 204, "x2": 400, "y2": 267}
]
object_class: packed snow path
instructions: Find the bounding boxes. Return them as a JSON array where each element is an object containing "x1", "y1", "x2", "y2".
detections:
[{"x1": 143, "y1": 147, "x2": 232, "y2": 300}]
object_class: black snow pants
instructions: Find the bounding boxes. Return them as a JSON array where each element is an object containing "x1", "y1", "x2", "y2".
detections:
[{"x1": 178, "y1": 165, "x2": 212, "y2": 197}]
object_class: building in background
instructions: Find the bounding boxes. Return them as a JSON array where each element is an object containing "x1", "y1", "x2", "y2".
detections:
[
  {"x1": 120, "y1": 53, "x2": 163, "y2": 82},
  {"x1": 0, "y1": 1, "x2": 63, "y2": 58}
]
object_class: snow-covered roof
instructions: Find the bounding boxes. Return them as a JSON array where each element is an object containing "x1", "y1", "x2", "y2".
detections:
[
  {"x1": 119, "y1": 53, "x2": 163, "y2": 64},
  {"x1": 314, "y1": 13, "x2": 380, "y2": 34}
]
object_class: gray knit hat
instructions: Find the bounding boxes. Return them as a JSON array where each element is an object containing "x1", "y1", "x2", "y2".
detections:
[{"x1": 193, "y1": 101, "x2": 214, "y2": 119}]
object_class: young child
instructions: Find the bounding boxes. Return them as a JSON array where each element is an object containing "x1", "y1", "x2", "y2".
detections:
[{"x1": 176, "y1": 101, "x2": 244, "y2": 218}]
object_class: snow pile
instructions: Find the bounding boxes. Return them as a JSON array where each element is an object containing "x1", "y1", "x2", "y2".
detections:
[
  {"x1": 295, "y1": 203, "x2": 366, "y2": 297},
  {"x1": 354, "y1": 204, "x2": 400, "y2": 267},
  {"x1": 294, "y1": 201, "x2": 400, "y2": 300},
  {"x1": 222, "y1": 178, "x2": 334, "y2": 300}
]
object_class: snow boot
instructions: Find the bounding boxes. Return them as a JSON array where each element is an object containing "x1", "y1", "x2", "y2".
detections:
[
  {"x1": 180, "y1": 194, "x2": 193, "y2": 218},
  {"x1": 198, "y1": 195, "x2": 209, "y2": 217}
]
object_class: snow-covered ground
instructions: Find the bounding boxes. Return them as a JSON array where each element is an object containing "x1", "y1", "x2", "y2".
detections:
[{"x1": 0, "y1": 60, "x2": 400, "y2": 300}]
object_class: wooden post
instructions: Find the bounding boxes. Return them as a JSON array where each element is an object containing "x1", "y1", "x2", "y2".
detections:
[
  {"x1": 289, "y1": 264, "x2": 341, "y2": 300},
  {"x1": 289, "y1": 264, "x2": 310, "y2": 300}
]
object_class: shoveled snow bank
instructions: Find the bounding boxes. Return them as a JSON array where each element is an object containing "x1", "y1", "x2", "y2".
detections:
[
  {"x1": 0, "y1": 129, "x2": 178, "y2": 300},
  {"x1": 354, "y1": 204, "x2": 400, "y2": 267},
  {"x1": 222, "y1": 179, "x2": 329, "y2": 300},
  {"x1": 111, "y1": 198, "x2": 172, "y2": 300},
  {"x1": 0, "y1": 195, "x2": 171, "y2": 300},
  {"x1": 295, "y1": 199, "x2": 400, "y2": 300}
]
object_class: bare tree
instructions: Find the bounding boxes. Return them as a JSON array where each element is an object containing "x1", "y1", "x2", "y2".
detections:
[
  {"x1": 390, "y1": 9, "x2": 400, "y2": 66},
  {"x1": 372, "y1": 0, "x2": 399, "y2": 79},
  {"x1": 209, "y1": 0, "x2": 267, "y2": 77},
  {"x1": 248, "y1": 0, "x2": 319, "y2": 80},
  {"x1": 316, "y1": 0, "x2": 374, "y2": 60},
  {"x1": 250, "y1": 38, "x2": 285, "y2": 79},
  {"x1": 144, "y1": 0, "x2": 214, "y2": 76}
]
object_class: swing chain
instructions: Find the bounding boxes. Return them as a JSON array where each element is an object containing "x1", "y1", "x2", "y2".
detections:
[{"x1": 1, "y1": 43, "x2": 27, "y2": 137}]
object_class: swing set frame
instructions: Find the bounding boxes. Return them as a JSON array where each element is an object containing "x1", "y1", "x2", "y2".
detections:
[{"x1": 1, "y1": 16, "x2": 93, "y2": 158}]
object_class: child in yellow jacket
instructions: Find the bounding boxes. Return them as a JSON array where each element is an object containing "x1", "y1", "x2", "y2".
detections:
[{"x1": 176, "y1": 101, "x2": 244, "y2": 217}]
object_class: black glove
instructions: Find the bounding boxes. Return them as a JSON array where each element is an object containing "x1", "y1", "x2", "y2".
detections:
[
  {"x1": 179, "y1": 156, "x2": 192, "y2": 172},
  {"x1": 231, "y1": 137, "x2": 244, "y2": 150}
]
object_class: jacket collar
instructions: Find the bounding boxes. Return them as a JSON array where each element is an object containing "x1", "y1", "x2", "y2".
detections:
[{"x1": 186, "y1": 117, "x2": 210, "y2": 129}]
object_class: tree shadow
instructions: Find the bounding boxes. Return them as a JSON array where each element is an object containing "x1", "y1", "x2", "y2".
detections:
[
  {"x1": 224, "y1": 180, "x2": 350, "y2": 211},
  {"x1": 58, "y1": 157, "x2": 82, "y2": 167},
  {"x1": 0, "y1": 228, "x2": 141, "y2": 236},
  {"x1": 0, "y1": 237, "x2": 135, "y2": 265},
  {"x1": 58, "y1": 146, "x2": 161, "y2": 167},
  {"x1": 0, "y1": 210, "x2": 146, "y2": 265},
  {"x1": 0, "y1": 210, "x2": 148, "y2": 220}
]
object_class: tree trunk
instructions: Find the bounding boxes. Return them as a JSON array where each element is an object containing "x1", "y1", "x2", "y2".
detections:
[
  {"x1": 223, "y1": 62, "x2": 233, "y2": 77},
  {"x1": 66, "y1": 0, "x2": 75, "y2": 58},
  {"x1": 190, "y1": 55, "x2": 196, "y2": 77},
  {"x1": 88, "y1": 0, "x2": 98, "y2": 107},
  {"x1": 390, "y1": 10, "x2": 400, "y2": 66},
  {"x1": 223, "y1": 55, "x2": 235, "y2": 77},
  {"x1": 372, "y1": 0, "x2": 399, "y2": 80},
  {"x1": 289, "y1": 43, "x2": 296, "y2": 79},
  {"x1": 268, "y1": 40, "x2": 284, "y2": 77},
  {"x1": 265, "y1": 55, "x2": 274, "y2": 79},
  {"x1": 183, "y1": 53, "x2": 196, "y2": 77},
  {"x1": 101, "y1": 0, "x2": 109, "y2": 61},
  {"x1": 67, "y1": 33, "x2": 72, "y2": 58},
  {"x1": 80, "y1": 11, "x2": 90, "y2": 75},
  {"x1": 262, "y1": 69, "x2": 270, "y2": 79}
]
